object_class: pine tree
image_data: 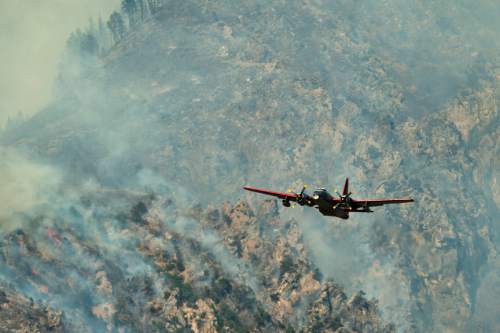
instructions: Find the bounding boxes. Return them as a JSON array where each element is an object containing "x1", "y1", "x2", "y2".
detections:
[
  {"x1": 122, "y1": 0, "x2": 138, "y2": 27},
  {"x1": 80, "y1": 32, "x2": 99, "y2": 55},
  {"x1": 136, "y1": 0, "x2": 147, "y2": 22},
  {"x1": 67, "y1": 29, "x2": 84, "y2": 53},
  {"x1": 67, "y1": 28, "x2": 99, "y2": 56},
  {"x1": 98, "y1": 16, "x2": 110, "y2": 54},
  {"x1": 107, "y1": 11, "x2": 126, "y2": 43},
  {"x1": 147, "y1": 0, "x2": 161, "y2": 15}
]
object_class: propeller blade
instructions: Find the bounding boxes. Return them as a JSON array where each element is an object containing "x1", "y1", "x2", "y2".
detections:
[{"x1": 300, "y1": 185, "x2": 308, "y2": 194}]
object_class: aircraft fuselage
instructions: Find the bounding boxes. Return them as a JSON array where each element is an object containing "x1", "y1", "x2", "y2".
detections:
[
  {"x1": 244, "y1": 177, "x2": 413, "y2": 220},
  {"x1": 312, "y1": 189, "x2": 350, "y2": 219}
]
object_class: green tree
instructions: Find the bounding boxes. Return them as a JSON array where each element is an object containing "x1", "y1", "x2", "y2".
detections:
[
  {"x1": 107, "y1": 11, "x2": 126, "y2": 43},
  {"x1": 122, "y1": 0, "x2": 138, "y2": 27},
  {"x1": 97, "y1": 16, "x2": 110, "y2": 53},
  {"x1": 66, "y1": 29, "x2": 98, "y2": 56},
  {"x1": 147, "y1": 0, "x2": 161, "y2": 14},
  {"x1": 80, "y1": 32, "x2": 98, "y2": 55},
  {"x1": 136, "y1": 0, "x2": 147, "y2": 22},
  {"x1": 67, "y1": 29, "x2": 84, "y2": 53}
]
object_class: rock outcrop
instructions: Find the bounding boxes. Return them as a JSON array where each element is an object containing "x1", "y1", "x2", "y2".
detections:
[{"x1": 0, "y1": 0, "x2": 498, "y2": 331}]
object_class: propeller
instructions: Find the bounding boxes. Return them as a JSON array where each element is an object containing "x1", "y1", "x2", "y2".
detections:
[
  {"x1": 333, "y1": 190, "x2": 353, "y2": 210},
  {"x1": 300, "y1": 184, "x2": 308, "y2": 195},
  {"x1": 287, "y1": 184, "x2": 309, "y2": 206}
]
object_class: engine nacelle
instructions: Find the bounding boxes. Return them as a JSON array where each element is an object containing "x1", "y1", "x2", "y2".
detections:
[{"x1": 282, "y1": 199, "x2": 291, "y2": 207}]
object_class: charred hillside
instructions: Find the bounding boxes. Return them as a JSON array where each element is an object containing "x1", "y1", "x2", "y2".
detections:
[
  {"x1": 0, "y1": 283, "x2": 64, "y2": 332},
  {"x1": 0, "y1": 0, "x2": 499, "y2": 332},
  {"x1": 0, "y1": 191, "x2": 393, "y2": 332}
]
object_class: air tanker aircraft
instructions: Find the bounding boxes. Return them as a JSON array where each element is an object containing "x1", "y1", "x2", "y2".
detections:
[{"x1": 243, "y1": 178, "x2": 414, "y2": 220}]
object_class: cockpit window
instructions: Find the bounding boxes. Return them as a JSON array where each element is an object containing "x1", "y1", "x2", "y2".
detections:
[{"x1": 313, "y1": 188, "x2": 331, "y2": 199}]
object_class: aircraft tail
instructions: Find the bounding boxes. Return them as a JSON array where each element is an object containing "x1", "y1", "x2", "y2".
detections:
[{"x1": 342, "y1": 177, "x2": 349, "y2": 196}]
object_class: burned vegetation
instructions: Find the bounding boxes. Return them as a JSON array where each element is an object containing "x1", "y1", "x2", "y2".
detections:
[{"x1": 0, "y1": 190, "x2": 393, "y2": 332}]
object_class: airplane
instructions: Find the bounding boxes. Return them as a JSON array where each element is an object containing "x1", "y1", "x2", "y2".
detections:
[{"x1": 243, "y1": 177, "x2": 414, "y2": 219}]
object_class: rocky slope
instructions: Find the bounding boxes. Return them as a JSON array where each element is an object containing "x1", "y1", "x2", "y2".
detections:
[
  {"x1": 0, "y1": 0, "x2": 498, "y2": 332},
  {"x1": 0, "y1": 283, "x2": 63, "y2": 332},
  {"x1": 0, "y1": 188, "x2": 394, "y2": 332}
]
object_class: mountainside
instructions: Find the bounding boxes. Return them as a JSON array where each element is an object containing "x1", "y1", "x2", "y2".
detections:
[
  {"x1": 0, "y1": 188, "x2": 394, "y2": 332},
  {"x1": 1, "y1": 0, "x2": 499, "y2": 332},
  {"x1": 0, "y1": 283, "x2": 63, "y2": 332}
]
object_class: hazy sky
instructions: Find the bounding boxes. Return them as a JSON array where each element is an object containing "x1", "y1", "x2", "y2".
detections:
[{"x1": 0, "y1": 0, "x2": 120, "y2": 127}]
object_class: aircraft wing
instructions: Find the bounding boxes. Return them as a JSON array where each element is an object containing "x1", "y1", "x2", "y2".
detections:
[
  {"x1": 243, "y1": 186, "x2": 298, "y2": 200},
  {"x1": 353, "y1": 198, "x2": 414, "y2": 207}
]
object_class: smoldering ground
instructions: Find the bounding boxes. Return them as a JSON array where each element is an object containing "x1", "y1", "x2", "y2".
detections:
[
  {"x1": 0, "y1": 146, "x2": 268, "y2": 330},
  {"x1": 0, "y1": 148, "x2": 61, "y2": 231},
  {"x1": 0, "y1": 155, "x2": 154, "y2": 330},
  {"x1": 280, "y1": 204, "x2": 411, "y2": 331},
  {"x1": 0, "y1": 0, "x2": 498, "y2": 331}
]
